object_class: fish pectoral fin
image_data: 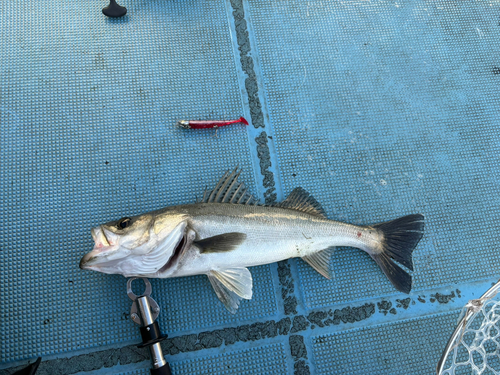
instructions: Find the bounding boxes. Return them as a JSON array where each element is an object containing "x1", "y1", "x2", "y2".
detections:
[
  {"x1": 302, "y1": 247, "x2": 335, "y2": 279},
  {"x1": 207, "y1": 268, "x2": 253, "y2": 313},
  {"x1": 195, "y1": 232, "x2": 247, "y2": 253}
]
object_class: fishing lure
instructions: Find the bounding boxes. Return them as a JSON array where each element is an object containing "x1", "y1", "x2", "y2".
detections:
[{"x1": 177, "y1": 117, "x2": 249, "y2": 129}]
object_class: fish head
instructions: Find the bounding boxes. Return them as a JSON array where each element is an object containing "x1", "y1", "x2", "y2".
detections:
[{"x1": 79, "y1": 211, "x2": 190, "y2": 277}]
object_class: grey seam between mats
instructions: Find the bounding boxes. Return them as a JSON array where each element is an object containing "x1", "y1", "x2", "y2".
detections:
[
  {"x1": 228, "y1": 0, "x2": 278, "y2": 205},
  {"x1": 226, "y1": 0, "x2": 302, "y2": 371},
  {"x1": 278, "y1": 260, "x2": 310, "y2": 374},
  {"x1": 1, "y1": 293, "x2": 468, "y2": 374},
  {"x1": 0, "y1": 303, "x2": 379, "y2": 375}
]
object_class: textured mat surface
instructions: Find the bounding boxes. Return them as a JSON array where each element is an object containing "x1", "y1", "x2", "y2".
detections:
[
  {"x1": 0, "y1": 0, "x2": 258, "y2": 364},
  {"x1": 311, "y1": 312, "x2": 459, "y2": 374},
  {"x1": 247, "y1": 0, "x2": 500, "y2": 304},
  {"x1": 2, "y1": 0, "x2": 500, "y2": 374}
]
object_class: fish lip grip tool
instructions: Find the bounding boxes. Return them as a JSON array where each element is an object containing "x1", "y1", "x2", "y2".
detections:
[{"x1": 127, "y1": 277, "x2": 172, "y2": 375}]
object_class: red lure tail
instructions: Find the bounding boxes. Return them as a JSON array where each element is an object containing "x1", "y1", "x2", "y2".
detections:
[{"x1": 238, "y1": 116, "x2": 249, "y2": 126}]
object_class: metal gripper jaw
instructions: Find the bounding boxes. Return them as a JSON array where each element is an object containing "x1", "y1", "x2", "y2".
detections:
[{"x1": 127, "y1": 278, "x2": 172, "y2": 375}]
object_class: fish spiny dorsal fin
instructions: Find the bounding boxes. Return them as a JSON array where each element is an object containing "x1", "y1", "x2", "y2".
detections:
[
  {"x1": 201, "y1": 168, "x2": 258, "y2": 205},
  {"x1": 207, "y1": 169, "x2": 231, "y2": 202},
  {"x1": 274, "y1": 187, "x2": 327, "y2": 218},
  {"x1": 201, "y1": 188, "x2": 210, "y2": 203}
]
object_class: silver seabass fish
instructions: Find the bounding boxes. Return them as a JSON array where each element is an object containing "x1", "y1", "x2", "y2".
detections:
[{"x1": 80, "y1": 169, "x2": 424, "y2": 313}]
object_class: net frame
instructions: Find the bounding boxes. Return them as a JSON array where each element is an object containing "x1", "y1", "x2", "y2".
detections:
[{"x1": 437, "y1": 279, "x2": 500, "y2": 375}]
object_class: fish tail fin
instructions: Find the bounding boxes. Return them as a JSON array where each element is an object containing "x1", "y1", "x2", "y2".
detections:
[{"x1": 370, "y1": 214, "x2": 424, "y2": 294}]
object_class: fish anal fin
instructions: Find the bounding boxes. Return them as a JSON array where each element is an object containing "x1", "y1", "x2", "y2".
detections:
[
  {"x1": 195, "y1": 232, "x2": 247, "y2": 253},
  {"x1": 208, "y1": 268, "x2": 253, "y2": 313},
  {"x1": 275, "y1": 187, "x2": 327, "y2": 218},
  {"x1": 303, "y1": 247, "x2": 334, "y2": 279}
]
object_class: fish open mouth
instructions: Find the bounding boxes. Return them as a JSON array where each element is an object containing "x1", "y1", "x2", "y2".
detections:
[
  {"x1": 91, "y1": 226, "x2": 109, "y2": 248},
  {"x1": 80, "y1": 221, "x2": 193, "y2": 276},
  {"x1": 79, "y1": 226, "x2": 117, "y2": 269}
]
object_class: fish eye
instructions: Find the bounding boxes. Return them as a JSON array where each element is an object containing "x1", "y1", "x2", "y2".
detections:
[{"x1": 117, "y1": 217, "x2": 131, "y2": 229}]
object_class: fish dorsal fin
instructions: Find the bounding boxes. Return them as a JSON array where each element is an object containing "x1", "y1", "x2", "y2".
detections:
[
  {"x1": 200, "y1": 168, "x2": 258, "y2": 205},
  {"x1": 195, "y1": 232, "x2": 247, "y2": 253},
  {"x1": 207, "y1": 268, "x2": 253, "y2": 313},
  {"x1": 274, "y1": 187, "x2": 327, "y2": 218},
  {"x1": 302, "y1": 247, "x2": 335, "y2": 279}
]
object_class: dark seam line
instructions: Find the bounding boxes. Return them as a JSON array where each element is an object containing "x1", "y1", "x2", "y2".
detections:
[
  {"x1": 0, "y1": 302, "x2": 377, "y2": 375},
  {"x1": 290, "y1": 335, "x2": 310, "y2": 375},
  {"x1": 277, "y1": 259, "x2": 308, "y2": 374},
  {"x1": 278, "y1": 260, "x2": 310, "y2": 375},
  {"x1": 229, "y1": 0, "x2": 265, "y2": 130},
  {"x1": 228, "y1": 0, "x2": 277, "y2": 205},
  {"x1": 255, "y1": 131, "x2": 277, "y2": 204}
]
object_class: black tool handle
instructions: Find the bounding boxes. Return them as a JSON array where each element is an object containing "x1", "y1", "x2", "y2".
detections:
[
  {"x1": 150, "y1": 363, "x2": 172, "y2": 375},
  {"x1": 137, "y1": 322, "x2": 167, "y2": 348}
]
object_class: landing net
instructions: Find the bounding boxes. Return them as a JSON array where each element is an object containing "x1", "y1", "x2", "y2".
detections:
[{"x1": 438, "y1": 280, "x2": 500, "y2": 375}]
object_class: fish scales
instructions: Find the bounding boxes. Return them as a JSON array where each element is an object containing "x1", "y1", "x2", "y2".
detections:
[{"x1": 162, "y1": 203, "x2": 374, "y2": 276}]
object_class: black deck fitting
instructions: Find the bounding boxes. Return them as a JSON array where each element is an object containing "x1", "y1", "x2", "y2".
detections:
[
  {"x1": 102, "y1": 0, "x2": 127, "y2": 17},
  {"x1": 12, "y1": 357, "x2": 41, "y2": 375}
]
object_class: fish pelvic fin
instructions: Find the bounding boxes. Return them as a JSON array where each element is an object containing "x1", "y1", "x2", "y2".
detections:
[
  {"x1": 274, "y1": 187, "x2": 327, "y2": 218},
  {"x1": 207, "y1": 268, "x2": 253, "y2": 313},
  {"x1": 195, "y1": 232, "x2": 247, "y2": 253},
  {"x1": 370, "y1": 214, "x2": 425, "y2": 294},
  {"x1": 303, "y1": 247, "x2": 335, "y2": 279}
]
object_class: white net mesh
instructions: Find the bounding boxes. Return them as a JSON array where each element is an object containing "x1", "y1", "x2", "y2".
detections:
[{"x1": 438, "y1": 281, "x2": 500, "y2": 375}]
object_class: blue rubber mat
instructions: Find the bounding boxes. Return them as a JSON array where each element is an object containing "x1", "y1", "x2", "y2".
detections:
[{"x1": 2, "y1": 0, "x2": 500, "y2": 374}]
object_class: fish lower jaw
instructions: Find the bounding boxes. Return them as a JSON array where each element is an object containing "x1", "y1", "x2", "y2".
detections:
[{"x1": 79, "y1": 245, "x2": 121, "y2": 268}]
